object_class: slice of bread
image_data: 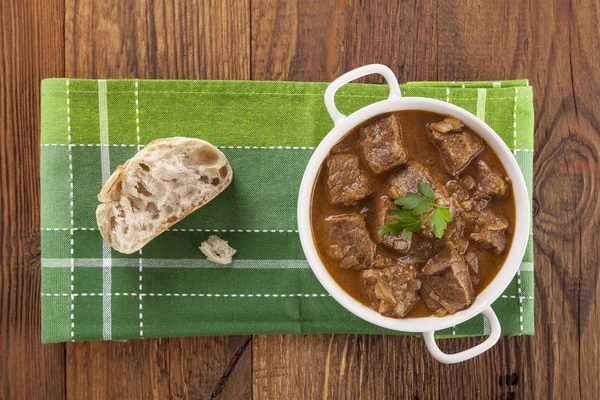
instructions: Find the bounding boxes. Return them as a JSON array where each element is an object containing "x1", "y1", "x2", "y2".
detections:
[
  {"x1": 199, "y1": 235, "x2": 237, "y2": 264},
  {"x1": 96, "y1": 137, "x2": 233, "y2": 254}
]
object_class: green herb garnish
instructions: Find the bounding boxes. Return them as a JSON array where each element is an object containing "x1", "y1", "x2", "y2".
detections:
[{"x1": 378, "y1": 182, "x2": 452, "y2": 240}]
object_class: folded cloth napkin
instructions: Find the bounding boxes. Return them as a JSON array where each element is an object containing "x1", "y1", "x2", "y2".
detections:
[{"x1": 40, "y1": 79, "x2": 534, "y2": 343}]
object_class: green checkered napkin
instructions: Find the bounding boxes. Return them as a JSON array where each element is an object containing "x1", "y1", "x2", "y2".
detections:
[{"x1": 40, "y1": 79, "x2": 534, "y2": 343}]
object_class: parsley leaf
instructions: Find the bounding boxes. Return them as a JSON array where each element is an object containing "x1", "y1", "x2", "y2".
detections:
[
  {"x1": 418, "y1": 181, "x2": 436, "y2": 201},
  {"x1": 390, "y1": 209, "x2": 422, "y2": 231},
  {"x1": 377, "y1": 221, "x2": 404, "y2": 237},
  {"x1": 429, "y1": 206, "x2": 453, "y2": 239},
  {"x1": 436, "y1": 205, "x2": 452, "y2": 221},
  {"x1": 394, "y1": 192, "x2": 433, "y2": 215},
  {"x1": 412, "y1": 199, "x2": 436, "y2": 215},
  {"x1": 378, "y1": 181, "x2": 453, "y2": 240},
  {"x1": 378, "y1": 210, "x2": 422, "y2": 239}
]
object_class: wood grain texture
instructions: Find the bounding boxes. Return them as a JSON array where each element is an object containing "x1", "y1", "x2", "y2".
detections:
[
  {"x1": 251, "y1": 0, "x2": 438, "y2": 83},
  {"x1": 0, "y1": 0, "x2": 66, "y2": 399},
  {"x1": 66, "y1": 0, "x2": 250, "y2": 79},
  {"x1": 66, "y1": 337, "x2": 251, "y2": 399},
  {"x1": 254, "y1": 334, "x2": 532, "y2": 399},
  {"x1": 527, "y1": 0, "x2": 600, "y2": 398},
  {"x1": 63, "y1": 0, "x2": 252, "y2": 399},
  {"x1": 2, "y1": 0, "x2": 599, "y2": 398}
]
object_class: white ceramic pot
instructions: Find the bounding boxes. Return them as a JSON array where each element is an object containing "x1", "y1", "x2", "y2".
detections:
[{"x1": 297, "y1": 64, "x2": 530, "y2": 364}]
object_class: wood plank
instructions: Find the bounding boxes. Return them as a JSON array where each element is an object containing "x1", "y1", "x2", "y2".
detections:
[
  {"x1": 570, "y1": 2, "x2": 600, "y2": 397},
  {"x1": 435, "y1": 1, "x2": 540, "y2": 397},
  {"x1": 66, "y1": 336, "x2": 251, "y2": 399},
  {"x1": 249, "y1": 1, "x2": 440, "y2": 394},
  {"x1": 253, "y1": 335, "x2": 532, "y2": 399},
  {"x1": 251, "y1": 0, "x2": 599, "y2": 398},
  {"x1": 0, "y1": 0, "x2": 66, "y2": 398},
  {"x1": 66, "y1": 0, "x2": 250, "y2": 79},
  {"x1": 251, "y1": 0, "x2": 438, "y2": 83},
  {"x1": 253, "y1": 334, "x2": 441, "y2": 399},
  {"x1": 440, "y1": 0, "x2": 598, "y2": 398},
  {"x1": 64, "y1": 0, "x2": 252, "y2": 398},
  {"x1": 522, "y1": 0, "x2": 600, "y2": 398}
]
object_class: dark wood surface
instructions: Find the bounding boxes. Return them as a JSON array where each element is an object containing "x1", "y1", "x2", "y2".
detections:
[{"x1": 1, "y1": 0, "x2": 599, "y2": 398}]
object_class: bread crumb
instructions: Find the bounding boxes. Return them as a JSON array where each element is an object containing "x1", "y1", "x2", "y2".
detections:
[{"x1": 200, "y1": 235, "x2": 237, "y2": 265}]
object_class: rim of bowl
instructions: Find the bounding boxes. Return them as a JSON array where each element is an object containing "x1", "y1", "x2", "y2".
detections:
[{"x1": 297, "y1": 97, "x2": 531, "y2": 333}]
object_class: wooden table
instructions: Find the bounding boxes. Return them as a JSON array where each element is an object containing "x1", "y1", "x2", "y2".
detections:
[{"x1": 2, "y1": 0, "x2": 599, "y2": 398}]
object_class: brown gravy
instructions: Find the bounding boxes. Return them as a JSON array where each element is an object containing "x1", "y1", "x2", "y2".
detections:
[{"x1": 310, "y1": 111, "x2": 515, "y2": 318}]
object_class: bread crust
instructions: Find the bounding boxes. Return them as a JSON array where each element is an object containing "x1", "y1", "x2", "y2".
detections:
[{"x1": 96, "y1": 137, "x2": 233, "y2": 254}]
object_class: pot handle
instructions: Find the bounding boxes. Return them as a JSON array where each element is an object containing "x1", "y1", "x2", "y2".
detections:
[
  {"x1": 324, "y1": 64, "x2": 402, "y2": 126},
  {"x1": 423, "y1": 307, "x2": 501, "y2": 364}
]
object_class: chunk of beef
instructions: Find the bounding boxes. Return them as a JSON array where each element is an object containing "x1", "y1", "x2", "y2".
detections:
[
  {"x1": 447, "y1": 174, "x2": 477, "y2": 202},
  {"x1": 461, "y1": 174, "x2": 477, "y2": 190},
  {"x1": 359, "y1": 114, "x2": 408, "y2": 174},
  {"x1": 373, "y1": 254, "x2": 396, "y2": 268},
  {"x1": 470, "y1": 209, "x2": 509, "y2": 254},
  {"x1": 400, "y1": 237, "x2": 436, "y2": 265},
  {"x1": 387, "y1": 162, "x2": 447, "y2": 199},
  {"x1": 473, "y1": 160, "x2": 509, "y2": 199},
  {"x1": 373, "y1": 196, "x2": 411, "y2": 252},
  {"x1": 388, "y1": 162, "x2": 454, "y2": 240},
  {"x1": 324, "y1": 214, "x2": 375, "y2": 269},
  {"x1": 442, "y1": 217, "x2": 469, "y2": 254},
  {"x1": 459, "y1": 198, "x2": 488, "y2": 223},
  {"x1": 427, "y1": 117, "x2": 484, "y2": 175},
  {"x1": 427, "y1": 117, "x2": 467, "y2": 134},
  {"x1": 326, "y1": 153, "x2": 373, "y2": 205},
  {"x1": 421, "y1": 248, "x2": 475, "y2": 315},
  {"x1": 362, "y1": 264, "x2": 421, "y2": 317},
  {"x1": 446, "y1": 180, "x2": 471, "y2": 203},
  {"x1": 464, "y1": 251, "x2": 480, "y2": 286}
]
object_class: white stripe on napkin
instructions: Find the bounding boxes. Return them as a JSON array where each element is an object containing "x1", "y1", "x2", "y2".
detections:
[{"x1": 98, "y1": 79, "x2": 112, "y2": 341}]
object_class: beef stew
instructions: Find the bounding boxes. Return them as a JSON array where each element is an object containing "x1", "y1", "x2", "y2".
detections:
[{"x1": 311, "y1": 111, "x2": 515, "y2": 318}]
